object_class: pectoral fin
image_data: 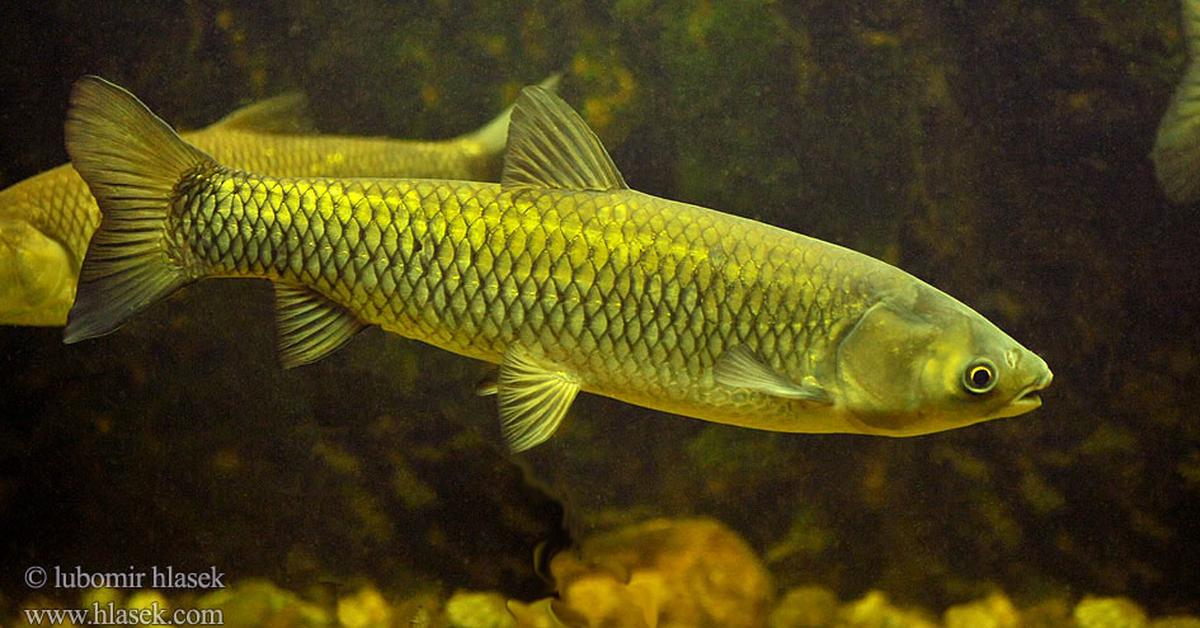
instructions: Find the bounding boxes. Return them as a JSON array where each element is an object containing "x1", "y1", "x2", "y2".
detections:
[
  {"x1": 274, "y1": 285, "x2": 366, "y2": 368},
  {"x1": 496, "y1": 348, "x2": 581, "y2": 452},
  {"x1": 475, "y1": 369, "x2": 499, "y2": 397},
  {"x1": 714, "y1": 346, "x2": 831, "y2": 403}
]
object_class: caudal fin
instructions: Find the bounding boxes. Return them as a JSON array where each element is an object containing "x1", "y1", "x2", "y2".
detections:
[
  {"x1": 63, "y1": 75, "x2": 214, "y2": 343},
  {"x1": 459, "y1": 73, "x2": 562, "y2": 156},
  {"x1": 1152, "y1": 0, "x2": 1200, "y2": 204}
]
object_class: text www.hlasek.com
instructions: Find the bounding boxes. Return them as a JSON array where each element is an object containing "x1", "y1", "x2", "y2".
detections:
[{"x1": 23, "y1": 601, "x2": 223, "y2": 625}]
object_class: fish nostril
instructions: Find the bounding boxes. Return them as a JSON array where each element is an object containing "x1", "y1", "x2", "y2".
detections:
[{"x1": 1005, "y1": 348, "x2": 1019, "y2": 368}]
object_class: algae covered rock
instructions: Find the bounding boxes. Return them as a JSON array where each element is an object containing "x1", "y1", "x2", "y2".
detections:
[
  {"x1": 506, "y1": 598, "x2": 564, "y2": 628},
  {"x1": 544, "y1": 565, "x2": 662, "y2": 627},
  {"x1": 197, "y1": 579, "x2": 329, "y2": 627},
  {"x1": 336, "y1": 585, "x2": 393, "y2": 628},
  {"x1": 768, "y1": 585, "x2": 839, "y2": 628},
  {"x1": 837, "y1": 590, "x2": 938, "y2": 628},
  {"x1": 545, "y1": 517, "x2": 772, "y2": 627},
  {"x1": 1074, "y1": 596, "x2": 1150, "y2": 628},
  {"x1": 445, "y1": 590, "x2": 516, "y2": 628},
  {"x1": 943, "y1": 592, "x2": 1020, "y2": 628}
]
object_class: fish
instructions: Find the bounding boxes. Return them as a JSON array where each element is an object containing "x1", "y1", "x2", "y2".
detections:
[
  {"x1": 62, "y1": 76, "x2": 1052, "y2": 452},
  {"x1": 0, "y1": 75, "x2": 558, "y2": 326},
  {"x1": 1153, "y1": 0, "x2": 1200, "y2": 204}
]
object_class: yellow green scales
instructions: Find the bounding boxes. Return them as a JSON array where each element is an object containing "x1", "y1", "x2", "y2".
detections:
[
  {"x1": 0, "y1": 76, "x2": 557, "y2": 325},
  {"x1": 62, "y1": 76, "x2": 1052, "y2": 451},
  {"x1": 1153, "y1": 0, "x2": 1200, "y2": 204}
]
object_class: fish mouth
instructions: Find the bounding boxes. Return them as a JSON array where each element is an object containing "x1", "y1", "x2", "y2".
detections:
[
  {"x1": 1010, "y1": 369, "x2": 1054, "y2": 411},
  {"x1": 989, "y1": 368, "x2": 1052, "y2": 420}
]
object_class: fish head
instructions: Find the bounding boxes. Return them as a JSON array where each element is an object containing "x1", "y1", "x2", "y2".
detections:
[
  {"x1": 834, "y1": 284, "x2": 1051, "y2": 436},
  {"x1": 0, "y1": 216, "x2": 76, "y2": 326}
]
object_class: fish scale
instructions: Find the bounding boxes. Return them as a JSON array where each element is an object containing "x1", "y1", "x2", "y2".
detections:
[
  {"x1": 2, "y1": 167, "x2": 98, "y2": 267},
  {"x1": 0, "y1": 79, "x2": 557, "y2": 326},
  {"x1": 63, "y1": 77, "x2": 1052, "y2": 452},
  {"x1": 170, "y1": 162, "x2": 878, "y2": 427},
  {"x1": 3, "y1": 119, "x2": 502, "y2": 278},
  {"x1": 190, "y1": 130, "x2": 491, "y2": 182}
]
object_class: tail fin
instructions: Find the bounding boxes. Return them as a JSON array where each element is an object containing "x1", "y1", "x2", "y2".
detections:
[
  {"x1": 1153, "y1": 0, "x2": 1200, "y2": 204},
  {"x1": 459, "y1": 73, "x2": 563, "y2": 155},
  {"x1": 63, "y1": 76, "x2": 214, "y2": 343}
]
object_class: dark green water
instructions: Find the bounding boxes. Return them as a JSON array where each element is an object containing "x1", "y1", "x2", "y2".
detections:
[{"x1": 0, "y1": 0, "x2": 1196, "y2": 621}]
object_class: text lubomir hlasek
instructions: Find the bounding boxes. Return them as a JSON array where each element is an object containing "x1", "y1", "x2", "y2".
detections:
[{"x1": 52, "y1": 565, "x2": 225, "y2": 589}]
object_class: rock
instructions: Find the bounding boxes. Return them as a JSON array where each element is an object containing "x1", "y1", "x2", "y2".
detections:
[
  {"x1": 196, "y1": 579, "x2": 329, "y2": 627},
  {"x1": 336, "y1": 585, "x2": 392, "y2": 628},
  {"x1": 506, "y1": 598, "x2": 568, "y2": 628},
  {"x1": 545, "y1": 517, "x2": 772, "y2": 627},
  {"x1": 769, "y1": 585, "x2": 839, "y2": 627},
  {"x1": 445, "y1": 590, "x2": 516, "y2": 628},
  {"x1": 837, "y1": 590, "x2": 938, "y2": 628},
  {"x1": 1074, "y1": 596, "x2": 1149, "y2": 628},
  {"x1": 943, "y1": 592, "x2": 1020, "y2": 628}
]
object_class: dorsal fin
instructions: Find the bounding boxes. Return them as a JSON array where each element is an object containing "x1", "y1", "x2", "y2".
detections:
[
  {"x1": 207, "y1": 92, "x2": 315, "y2": 135},
  {"x1": 501, "y1": 85, "x2": 628, "y2": 192},
  {"x1": 458, "y1": 73, "x2": 563, "y2": 155}
]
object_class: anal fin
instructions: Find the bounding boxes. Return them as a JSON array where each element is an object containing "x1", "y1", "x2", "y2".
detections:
[
  {"x1": 496, "y1": 348, "x2": 581, "y2": 452},
  {"x1": 274, "y1": 284, "x2": 366, "y2": 368}
]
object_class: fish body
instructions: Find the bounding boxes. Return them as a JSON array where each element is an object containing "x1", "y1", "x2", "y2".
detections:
[
  {"x1": 176, "y1": 177, "x2": 879, "y2": 433},
  {"x1": 0, "y1": 165, "x2": 96, "y2": 326},
  {"x1": 0, "y1": 78, "x2": 554, "y2": 326},
  {"x1": 63, "y1": 77, "x2": 1052, "y2": 451},
  {"x1": 1153, "y1": 0, "x2": 1200, "y2": 203}
]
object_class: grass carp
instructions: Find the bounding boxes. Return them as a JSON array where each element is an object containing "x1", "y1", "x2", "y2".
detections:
[{"x1": 62, "y1": 76, "x2": 1051, "y2": 452}]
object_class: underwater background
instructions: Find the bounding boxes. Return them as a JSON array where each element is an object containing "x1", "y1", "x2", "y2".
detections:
[{"x1": 0, "y1": 0, "x2": 1197, "y2": 625}]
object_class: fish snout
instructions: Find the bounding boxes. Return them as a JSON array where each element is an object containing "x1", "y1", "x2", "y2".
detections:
[
  {"x1": 1012, "y1": 353, "x2": 1052, "y2": 409},
  {"x1": 1035, "y1": 364, "x2": 1053, "y2": 389}
]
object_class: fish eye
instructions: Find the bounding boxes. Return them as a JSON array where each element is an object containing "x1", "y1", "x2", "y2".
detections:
[{"x1": 962, "y1": 359, "x2": 997, "y2": 394}]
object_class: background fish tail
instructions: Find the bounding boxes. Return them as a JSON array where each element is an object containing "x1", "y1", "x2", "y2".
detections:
[{"x1": 62, "y1": 76, "x2": 214, "y2": 344}]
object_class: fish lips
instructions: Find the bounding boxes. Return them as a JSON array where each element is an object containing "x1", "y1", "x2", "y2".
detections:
[{"x1": 995, "y1": 369, "x2": 1053, "y2": 418}]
